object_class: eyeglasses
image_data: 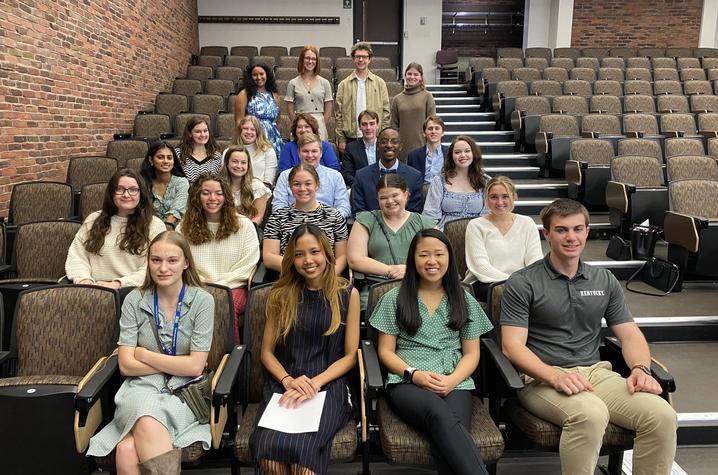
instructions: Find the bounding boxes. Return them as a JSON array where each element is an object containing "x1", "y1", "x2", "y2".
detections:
[
  {"x1": 114, "y1": 187, "x2": 141, "y2": 196},
  {"x1": 380, "y1": 138, "x2": 401, "y2": 145},
  {"x1": 353, "y1": 54, "x2": 370, "y2": 60},
  {"x1": 304, "y1": 57, "x2": 317, "y2": 63}
]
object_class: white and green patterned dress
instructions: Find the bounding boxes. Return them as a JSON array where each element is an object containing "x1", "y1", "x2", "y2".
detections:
[{"x1": 87, "y1": 286, "x2": 215, "y2": 456}]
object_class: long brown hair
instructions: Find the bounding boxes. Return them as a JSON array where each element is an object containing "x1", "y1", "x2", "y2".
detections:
[
  {"x1": 178, "y1": 116, "x2": 219, "y2": 164},
  {"x1": 222, "y1": 145, "x2": 257, "y2": 218},
  {"x1": 139, "y1": 231, "x2": 204, "y2": 291},
  {"x1": 84, "y1": 169, "x2": 155, "y2": 256},
  {"x1": 266, "y1": 224, "x2": 348, "y2": 343},
  {"x1": 444, "y1": 135, "x2": 487, "y2": 191},
  {"x1": 180, "y1": 173, "x2": 240, "y2": 245}
]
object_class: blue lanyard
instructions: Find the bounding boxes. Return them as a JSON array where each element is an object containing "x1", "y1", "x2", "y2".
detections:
[{"x1": 153, "y1": 285, "x2": 185, "y2": 356}]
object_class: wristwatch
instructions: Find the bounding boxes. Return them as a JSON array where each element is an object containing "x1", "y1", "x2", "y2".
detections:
[
  {"x1": 403, "y1": 367, "x2": 417, "y2": 383},
  {"x1": 632, "y1": 364, "x2": 651, "y2": 376}
]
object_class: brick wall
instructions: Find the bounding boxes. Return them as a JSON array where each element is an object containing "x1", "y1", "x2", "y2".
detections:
[
  {"x1": 572, "y1": 0, "x2": 702, "y2": 48},
  {"x1": 0, "y1": 0, "x2": 198, "y2": 212},
  {"x1": 442, "y1": 0, "x2": 524, "y2": 58}
]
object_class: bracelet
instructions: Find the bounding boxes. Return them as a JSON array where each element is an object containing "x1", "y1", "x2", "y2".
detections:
[
  {"x1": 631, "y1": 364, "x2": 651, "y2": 376},
  {"x1": 280, "y1": 374, "x2": 291, "y2": 384}
]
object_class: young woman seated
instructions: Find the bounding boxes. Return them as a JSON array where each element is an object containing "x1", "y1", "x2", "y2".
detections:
[
  {"x1": 140, "y1": 140, "x2": 189, "y2": 227},
  {"x1": 278, "y1": 113, "x2": 340, "y2": 173},
  {"x1": 250, "y1": 223, "x2": 360, "y2": 475},
  {"x1": 65, "y1": 168, "x2": 167, "y2": 288},
  {"x1": 369, "y1": 228, "x2": 493, "y2": 475},
  {"x1": 222, "y1": 145, "x2": 271, "y2": 225},
  {"x1": 464, "y1": 175, "x2": 543, "y2": 301},
  {"x1": 263, "y1": 163, "x2": 348, "y2": 275},
  {"x1": 422, "y1": 135, "x2": 489, "y2": 230},
  {"x1": 177, "y1": 173, "x2": 260, "y2": 342},
  {"x1": 347, "y1": 174, "x2": 435, "y2": 281},
  {"x1": 174, "y1": 116, "x2": 223, "y2": 184},
  {"x1": 86, "y1": 230, "x2": 215, "y2": 475},
  {"x1": 226, "y1": 115, "x2": 279, "y2": 186}
]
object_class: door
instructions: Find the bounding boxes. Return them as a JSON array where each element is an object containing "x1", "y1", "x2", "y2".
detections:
[{"x1": 354, "y1": 0, "x2": 403, "y2": 70}]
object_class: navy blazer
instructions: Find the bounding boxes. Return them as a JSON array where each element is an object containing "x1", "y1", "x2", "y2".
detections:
[
  {"x1": 407, "y1": 145, "x2": 449, "y2": 180},
  {"x1": 350, "y1": 162, "x2": 424, "y2": 214},
  {"x1": 341, "y1": 139, "x2": 371, "y2": 187}
]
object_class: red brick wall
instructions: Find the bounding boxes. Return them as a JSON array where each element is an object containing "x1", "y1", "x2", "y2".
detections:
[
  {"x1": 572, "y1": 0, "x2": 702, "y2": 48},
  {"x1": 442, "y1": 0, "x2": 524, "y2": 57},
  {"x1": 0, "y1": 0, "x2": 198, "y2": 212}
]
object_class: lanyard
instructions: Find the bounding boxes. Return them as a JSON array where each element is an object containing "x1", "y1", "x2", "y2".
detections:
[{"x1": 153, "y1": 285, "x2": 185, "y2": 356}]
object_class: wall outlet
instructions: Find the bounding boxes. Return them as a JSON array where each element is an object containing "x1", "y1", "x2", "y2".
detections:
[
  {"x1": 403, "y1": 31, "x2": 409, "y2": 39},
  {"x1": 420, "y1": 16, "x2": 427, "y2": 25}
]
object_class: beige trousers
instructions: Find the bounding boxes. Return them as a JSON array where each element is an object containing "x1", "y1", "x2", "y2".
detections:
[{"x1": 518, "y1": 361, "x2": 677, "y2": 475}]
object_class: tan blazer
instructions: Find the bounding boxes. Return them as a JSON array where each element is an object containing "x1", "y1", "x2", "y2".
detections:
[{"x1": 334, "y1": 70, "x2": 390, "y2": 143}]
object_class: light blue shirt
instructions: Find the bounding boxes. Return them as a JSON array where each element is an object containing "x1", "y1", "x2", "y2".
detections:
[
  {"x1": 425, "y1": 145, "x2": 445, "y2": 183},
  {"x1": 272, "y1": 164, "x2": 352, "y2": 217},
  {"x1": 378, "y1": 159, "x2": 400, "y2": 173},
  {"x1": 364, "y1": 139, "x2": 377, "y2": 166}
]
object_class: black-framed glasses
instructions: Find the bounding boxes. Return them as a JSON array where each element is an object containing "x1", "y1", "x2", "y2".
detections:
[
  {"x1": 114, "y1": 187, "x2": 141, "y2": 196},
  {"x1": 380, "y1": 138, "x2": 401, "y2": 145}
]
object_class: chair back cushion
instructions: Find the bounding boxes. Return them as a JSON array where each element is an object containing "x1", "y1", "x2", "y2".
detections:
[
  {"x1": 443, "y1": 218, "x2": 472, "y2": 277},
  {"x1": 204, "y1": 283, "x2": 235, "y2": 371},
  {"x1": 242, "y1": 283, "x2": 274, "y2": 403},
  {"x1": 14, "y1": 220, "x2": 81, "y2": 279},
  {"x1": 669, "y1": 179, "x2": 718, "y2": 219},
  {"x1": 9, "y1": 182, "x2": 73, "y2": 226},
  {"x1": 612, "y1": 156, "x2": 664, "y2": 187}
]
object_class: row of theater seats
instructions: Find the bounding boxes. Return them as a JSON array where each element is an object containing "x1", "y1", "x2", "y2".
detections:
[
  {"x1": 493, "y1": 46, "x2": 718, "y2": 60},
  {"x1": 199, "y1": 44, "x2": 351, "y2": 61}
]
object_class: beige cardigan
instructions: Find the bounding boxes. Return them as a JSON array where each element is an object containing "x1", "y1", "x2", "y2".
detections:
[{"x1": 334, "y1": 70, "x2": 390, "y2": 142}]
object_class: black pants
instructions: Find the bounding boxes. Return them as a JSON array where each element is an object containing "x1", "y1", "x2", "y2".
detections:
[{"x1": 386, "y1": 384, "x2": 488, "y2": 475}]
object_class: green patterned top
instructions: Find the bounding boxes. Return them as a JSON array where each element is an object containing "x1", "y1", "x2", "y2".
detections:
[{"x1": 369, "y1": 287, "x2": 493, "y2": 389}]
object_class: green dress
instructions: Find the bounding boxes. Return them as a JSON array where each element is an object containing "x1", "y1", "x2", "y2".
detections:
[
  {"x1": 87, "y1": 286, "x2": 215, "y2": 456},
  {"x1": 354, "y1": 211, "x2": 436, "y2": 265},
  {"x1": 369, "y1": 287, "x2": 493, "y2": 389}
]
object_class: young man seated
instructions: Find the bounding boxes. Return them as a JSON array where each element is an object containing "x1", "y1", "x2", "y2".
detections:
[{"x1": 501, "y1": 198, "x2": 677, "y2": 475}]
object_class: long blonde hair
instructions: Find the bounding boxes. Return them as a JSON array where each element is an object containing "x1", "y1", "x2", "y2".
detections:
[
  {"x1": 232, "y1": 115, "x2": 273, "y2": 152},
  {"x1": 140, "y1": 231, "x2": 204, "y2": 291},
  {"x1": 222, "y1": 145, "x2": 257, "y2": 219},
  {"x1": 266, "y1": 224, "x2": 348, "y2": 343}
]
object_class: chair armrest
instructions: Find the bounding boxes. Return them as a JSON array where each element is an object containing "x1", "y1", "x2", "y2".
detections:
[
  {"x1": 75, "y1": 354, "x2": 119, "y2": 414},
  {"x1": 664, "y1": 211, "x2": 701, "y2": 253},
  {"x1": 251, "y1": 262, "x2": 268, "y2": 286},
  {"x1": 491, "y1": 92, "x2": 504, "y2": 113},
  {"x1": 113, "y1": 133, "x2": 132, "y2": 140},
  {"x1": 510, "y1": 110, "x2": 525, "y2": 131},
  {"x1": 565, "y1": 160, "x2": 584, "y2": 186},
  {"x1": 605, "y1": 181, "x2": 629, "y2": 213},
  {"x1": 213, "y1": 345, "x2": 246, "y2": 405},
  {"x1": 481, "y1": 339, "x2": 523, "y2": 391},
  {"x1": 602, "y1": 337, "x2": 676, "y2": 394},
  {"x1": 360, "y1": 340, "x2": 384, "y2": 399},
  {"x1": 698, "y1": 130, "x2": 718, "y2": 139},
  {"x1": 581, "y1": 131, "x2": 597, "y2": 138},
  {"x1": 535, "y1": 131, "x2": 552, "y2": 154}
]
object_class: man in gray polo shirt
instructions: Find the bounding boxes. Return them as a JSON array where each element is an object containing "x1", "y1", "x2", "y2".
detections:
[{"x1": 501, "y1": 199, "x2": 676, "y2": 475}]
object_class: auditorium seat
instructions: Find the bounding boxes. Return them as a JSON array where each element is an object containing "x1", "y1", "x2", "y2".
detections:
[
  {"x1": 511, "y1": 95, "x2": 551, "y2": 151},
  {"x1": 638, "y1": 47, "x2": 665, "y2": 58},
  {"x1": 625, "y1": 57, "x2": 651, "y2": 69},
  {"x1": 536, "y1": 114, "x2": 580, "y2": 176},
  {"x1": 553, "y1": 47, "x2": 581, "y2": 60},
  {"x1": 652, "y1": 57, "x2": 678, "y2": 69},
  {"x1": 8, "y1": 181, "x2": 73, "y2": 226},
  {"x1": 197, "y1": 55, "x2": 223, "y2": 70},
  {"x1": 601, "y1": 57, "x2": 625, "y2": 69},
  {"x1": 230, "y1": 46, "x2": 258, "y2": 58},
  {"x1": 133, "y1": 112, "x2": 172, "y2": 139},
  {"x1": 371, "y1": 57, "x2": 393, "y2": 69},
  {"x1": 335, "y1": 68, "x2": 353, "y2": 83},
  {"x1": 66, "y1": 156, "x2": 118, "y2": 212},
  {"x1": 684, "y1": 80, "x2": 713, "y2": 96},
  {"x1": 660, "y1": 113, "x2": 698, "y2": 137},
  {"x1": 681, "y1": 68, "x2": 707, "y2": 81},
  {"x1": 497, "y1": 47, "x2": 523, "y2": 58},
  {"x1": 155, "y1": 93, "x2": 189, "y2": 121},
  {"x1": 653, "y1": 68, "x2": 680, "y2": 82},
  {"x1": 623, "y1": 79, "x2": 653, "y2": 95},
  {"x1": 289, "y1": 46, "x2": 304, "y2": 57},
  {"x1": 623, "y1": 113, "x2": 660, "y2": 138},
  {"x1": 591, "y1": 94, "x2": 622, "y2": 114},
  {"x1": 334, "y1": 56, "x2": 354, "y2": 69},
  {"x1": 386, "y1": 81, "x2": 403, "y2": 99},
  {"x1": 593, "y1": 79, "x2": 623, "y2": 97},
  {"x1": 278, "y1": 56, "x2": 297, "y2": 68},
  {"x1": 224, "y1": 55, "x2": 250, "y2": 70},
  {"x1": 606, "y1": 155, "x2": 669, "y2": 231},
  {"x1": 494, "y1": 80, "x2": 529, "y2": 123},
  {"x1": 693, "y1": 47, "x2": 718, "y2": 58},
  {"x1": 78, "y1": 182, "x2": 107, "y2": 221},
  {"x1": 610, "y1": 47, "x2": 636, "y2": 58},
  {"x1": 106, "y1": 139, "x2": 148, "y2": 168},
  {"x1": 371, "y1": 68, "x2": 397, "y2": 82},
  {"x1": 581, "y1": 114, "x2": 622, "y2": 139},
  {"x1": 525, "y1": 47, "x2": 552, "y2": 62},
  {"x1": 702, "y1": 57, "x2": 718, "y2": 69},
  {"x1": 259, "y1": 45, "x2": 288, "y2": 61},
  {"x1": 550, "y1": 57, "x2": 575, "y2": 70},
  {"x1": 530, "y1": 79, "x2": 562, "y2": 97},
  {"x1": 617, "y1": 138, "x2": 663, "y2": 161},
  {"x1": 664, "y1": 178, "x2": 718, "y2": 290},
  {"x1": 186, "y1": 65, "x2": 214, "y2": 82},
  {"x1": 466, "y1": 57, "x2": 496, "y2": 87},
  {"x1": 215, "y1": 113, "x2": 236, "y2": 141},
  {"x1": 251, "y1": 56, "x2": 276, "y2": 69},
  {"x1": 563, "y1": 79, "x2": 592, "y2": 96},
  {"x1": 200, "y1": 46, "x2": 229, "y2": 58},
  {"x1": 698, "y1": 112, "x2": 718, "y2": 136},
  {"x1": 623, "y1": 95, "x2": 656, "y2": 114},
  {"x1": 126, "y1": 157, "x2": 143, "y2": 172},
  {"x1": 319, "y1": 46, "x2": 348, "y2": 61},
  {"x1": 511, "y1": 67, "x2": 541, "y2": 82},
  {"x1": 597, "y1": 67, "x2": 624, "y2": 82},
  {"x1": 665, "y1": 138, "x2": 705, "y2": 158},
  {"x1": 552, "y1": 95, "x2": 589, "y2": 114},
  {"x1": 541, "y1": 67, "x2": 568, "y2": 83},
  {"x1": 205, "y1": 79, "x2": 236, "y2": 97},
  {"x1": 666, "y1": 47, "x2": 693, "y2": 58},
  {"x1": 172, "y1": 78, "x2": 203, "y2": 97},
  {"x1": 480, "y1": 67, "x2": 511, "y2": 103},
  {"x1": 677, "y1": 57, "x2": 702, "y2": 70},
  {"x1": 275, "y1": 79, "x2": 288, "y2": 97},
  {"x1": 524, "y1": 57, "x2": 549, "y2": 71},
  {"x1": 497, "y1": 57, "x2": 523, "y2": 72},
  {"x1": 656, "y1": 95, "x2": 690, "y2": 114},
  {"x1": 667, "y1": 155, "x2": 718, "y2": 181},
  {"x1": 567, "y1": 138, "x2": 615, "y2": 207},
  {"x1": 175, "y1": 113, "x2": 211, "y2": 138},
  {"x1": 581, "y1": 47, "x2": 609, "y2": 59},
  {"x1": 576, "y1": 57, "x2": 600, "y2": 70},
  {"x1": 0, "y1": 285, "x2": 119, "y2": 474}
]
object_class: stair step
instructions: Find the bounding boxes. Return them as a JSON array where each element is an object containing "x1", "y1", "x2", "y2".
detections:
[
  {"x1": 483, "y1": 165, "x2": 541, "y2": 179},
  {"x1": 426, "y1": 84, "x2": 468, "y2": 92},
  {"x1": 431, "y1": 90, "x2": 470, "y2": 97},
  {"x1": 434, "y1": 96, "x2": 481, "y2": 104},
  {"x1": 512, "y1": 199, "x2": 555, "y2": 214},
  {"x1": 443, "y1": 121, "x2": 497, "y2": 132},
  {"x1": 444, "y1": 131, "x2": 514, "y2": 142},
  {"x1": 442, "y1": 141, "x2": 515, "y2": 153},
  {"x1": 438, "y1": 112, "x2": 496, "y2": 120},
  {"x1": 436, "y1": 104, "x2": 483, "y2": 113}
]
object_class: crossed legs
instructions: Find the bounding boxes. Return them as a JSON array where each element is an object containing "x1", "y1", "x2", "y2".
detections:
[{"x1": 115, "y1": 416, "x2": 173, "y2": 475}]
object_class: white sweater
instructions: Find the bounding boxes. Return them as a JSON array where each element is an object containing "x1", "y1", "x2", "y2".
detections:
[
  {"x1": 177, "y1": 214, "x2": 260, "y2": 288},
  {"x1": 65, "y1": 212, "x2": 166, "y2": 287},
  {"x1": 464, "y1": 213, "x2": 544, "y2": 284}
]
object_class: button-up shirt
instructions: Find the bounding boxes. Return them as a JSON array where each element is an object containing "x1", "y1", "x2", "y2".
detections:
[{"x1": 272, "y1": 164, "x2": 351, "y2": 217}]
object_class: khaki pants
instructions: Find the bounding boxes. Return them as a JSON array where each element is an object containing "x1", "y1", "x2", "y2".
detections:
[{"x1": 518, "y1": 361, "x2": 677, "y2": 475}]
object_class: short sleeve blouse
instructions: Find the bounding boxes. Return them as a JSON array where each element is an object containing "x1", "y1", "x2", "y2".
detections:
[
  {"x1": 354, "y1": 211, "x2": 436, "y2": 265},
  {"x1": 369, "y1": 287, "x2": 493, "y2": 388}
]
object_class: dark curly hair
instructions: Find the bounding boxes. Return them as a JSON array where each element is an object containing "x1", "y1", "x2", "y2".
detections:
[
  {"x1": 84, "y1": 168, "x2": 155, "y2": 256},
  {"x1": 244, "y1": 63, "x2": 278, "y2": 99}
]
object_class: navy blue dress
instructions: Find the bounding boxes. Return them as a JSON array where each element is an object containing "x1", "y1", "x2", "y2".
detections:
[{"x1": 250, "y1": 286, "x2": 353, "y2": 474}]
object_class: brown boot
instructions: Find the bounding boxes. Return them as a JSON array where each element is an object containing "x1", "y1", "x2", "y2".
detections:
[{"x1": 139, "y1": 448, "x2": 181, "y2": 475}]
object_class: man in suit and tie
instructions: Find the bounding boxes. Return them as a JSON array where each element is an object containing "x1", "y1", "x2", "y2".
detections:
[
  {"x1": 407, "y1": 115, "x2": 448, "y2": 183},
  {"x1": 351, "y1": 127, "x2": 423, "y2": 214},
  {"x1": 341, "y1": 109, "x2": 379, "y2": 186}
]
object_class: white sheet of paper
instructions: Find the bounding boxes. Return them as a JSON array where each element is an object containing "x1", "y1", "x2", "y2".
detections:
[{"x1": 257, "y1": 391, "x2": 327, "y2": 434}]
